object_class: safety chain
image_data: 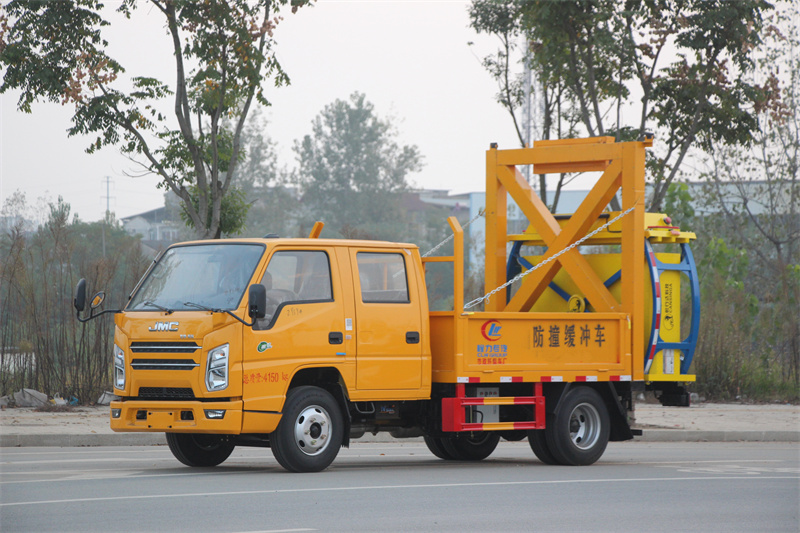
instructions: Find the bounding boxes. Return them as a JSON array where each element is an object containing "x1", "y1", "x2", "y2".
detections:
[
  {"x1": 421, "y1": 209, "x2": 486, "y2": 258},
  {"x1": 463, "y1": 204, "x2": 638, "y2": 310}
]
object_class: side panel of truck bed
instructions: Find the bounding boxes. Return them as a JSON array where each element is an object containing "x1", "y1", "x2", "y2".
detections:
[{"x1": 430, "y1": 312, "x2": 632, "y2": 383}]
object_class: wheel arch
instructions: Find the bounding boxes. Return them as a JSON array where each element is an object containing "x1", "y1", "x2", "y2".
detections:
[{"x1": 287, "y1": 366, "x2": 352, "y2": 447}]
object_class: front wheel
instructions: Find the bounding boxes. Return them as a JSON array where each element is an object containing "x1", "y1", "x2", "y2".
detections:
[
  {"x1": 270, "y1": 386, "x2": 344, "y2": 473},
  {"x1": 440, "y1": 432, "x2": 500, "y2": 461},
  {"x1": 545, "y1": 386, "x2": 610, "y2": 466},
  {"x1": 166, "y1": 433, "x2": 235, "y2": 467}
]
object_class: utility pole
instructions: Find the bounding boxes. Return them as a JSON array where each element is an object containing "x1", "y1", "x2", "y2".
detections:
[
  {"x1": 101, "y1": 176, "x2": 113, "y2": 258},
  {"x1": 523, "y1": 37, "x2": 547, "y2": 206},
  {"x1": 522, "y1": 38, "x2": 532, "y2": 184}
]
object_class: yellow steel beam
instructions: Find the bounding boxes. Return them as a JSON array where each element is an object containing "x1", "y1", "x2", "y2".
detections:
[
  {"x1": 505, "y1": 159, "x2": 623, "y2": 313},
  {"x1": 621, "y1": 142, "x2": 647, "y2": 380},
  {"x1": 495, "y1": 140, "x2": 622, "y2": 168},
  {"x1": 495, "y1": 164, "x2": 619, "y2": 313},
  {"x1": 448, "y1": 216, "x2": 464, "y2": 313},
  {"x1": 496, "y1": 165, "x2": 560, "y2": 238},
  {"x1": 533, "y1": 136, "x2": 616, "y2": 147},
  {"x1": 485, "y1": 146, "x2": 507, "y2": 312}
]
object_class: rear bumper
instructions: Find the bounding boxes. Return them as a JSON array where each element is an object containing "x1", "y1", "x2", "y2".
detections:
[{"x1": 110, "y1": 400, "x2": 243, "y2": 434}]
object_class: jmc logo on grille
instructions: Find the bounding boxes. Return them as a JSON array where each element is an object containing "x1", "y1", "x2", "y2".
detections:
[{"x1": 149, "y1": 321, "x2": 179, "y2": 332}]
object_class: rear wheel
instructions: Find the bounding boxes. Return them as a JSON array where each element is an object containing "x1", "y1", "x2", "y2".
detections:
[
  {"x1": 440, "y1": 432, "x2": 500, "y2": 461},
  {"x1": 545, "y1": 386, "x2": 610, "y2": 466},
  {"x1": 270, "y1": 386, "x2": 344, "y2": 473},
  {"x1": 527, "y1": 428, "x2": 559, "y2": 465},
  {"x1": 166, "y1": 433, "x2": 235, "y2": 467},
  {"x1": 423, "y1": 435, "x2": 455, "y2": 460}
]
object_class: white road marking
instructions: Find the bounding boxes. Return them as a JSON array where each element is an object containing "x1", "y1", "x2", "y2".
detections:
[
  {"x1": 0, "y1": 457, "x2": 178, "y2": 466},
  {"x1": 1, "y1": 458, "x2": 790, "y2": 485},
  {"x1": 1, "y1": 475, "x2": 797, "y2": 507},
  {"x1": 604, "y1": 459, "x2": 785, "y2": 465},
  {"x1": 232, "y1": 530, "x2": 316, "y2": 533},
  {"x1": 0, "y1": 468, "x2": 276, "y2": 485},
  {"x1": 656, "y1": 464, "x2": 800, "y2": 475}
]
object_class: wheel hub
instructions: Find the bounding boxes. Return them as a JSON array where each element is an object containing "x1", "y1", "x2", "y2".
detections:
[
  {"x1": 569, "y1": 402, "x2": 601, "y2": 450},
  {"x1": 293, "y1": 405, "x2": 331, "y2": 456}
]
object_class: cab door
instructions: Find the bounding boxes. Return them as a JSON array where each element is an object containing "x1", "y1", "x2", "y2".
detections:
[
  {"x1": 350, "y1": 248, "x2": 423, "y2": 390},
  {"x1": 242, "y1": 247, "x2": 350, "y2": 413}
]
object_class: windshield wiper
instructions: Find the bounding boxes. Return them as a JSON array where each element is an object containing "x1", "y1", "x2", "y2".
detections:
[
  {"x1": 142, "y1": 301, "x2": 173, "y2": 314},
  {"x1": 183, "y1": 301, "x2": 223, "y2": 313},
  {"x1": 183, "y1": 301, "x2": 255, "y2": 327}
]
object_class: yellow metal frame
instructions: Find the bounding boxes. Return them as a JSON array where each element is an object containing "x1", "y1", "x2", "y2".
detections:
[{"x1": 484, "y1": 137, "x2": 649, "y2": 381}]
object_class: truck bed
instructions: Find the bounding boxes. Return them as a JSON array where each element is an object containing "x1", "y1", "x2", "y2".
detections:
[{"x1": 429, "y1": 311, "x2": 633, "y2": 384}]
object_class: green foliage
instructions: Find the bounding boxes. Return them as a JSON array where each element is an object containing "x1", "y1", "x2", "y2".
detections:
[
  {"x1": 294, "y1": 92, "x2": 424, "y2": 238},
  {"x1": 687, "y1": 3, "x2": 800, "y2": 400},
  {"x1": 700, "y1": 237, "x2": 750, "y2": 286},
  {"x1": 663, "y1": 182, "x2": 695, "y2": 230},
  {"x1": 469, "y1": 0, "x2": 775, "y2": 210},
  {"x1": 0, "y1": 0, "x2": 311, "y2": 238},
  {"x1": 468, "y1": 0, "x2": 527, "y2": 146},
  {"x1": 228, "y1": 109, "x2": 303, "y2": 238},
  {"x1": 179, "y1": 185, "x2": 249, "y2": 237}
]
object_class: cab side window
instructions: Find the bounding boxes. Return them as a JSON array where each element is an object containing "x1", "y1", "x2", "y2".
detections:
[
  {"x1": 356, "y1": 252, "x2": 409, "y2": 303},
  {"x1": 255, "y1": 250, "x2": 333, "y2": 329}
]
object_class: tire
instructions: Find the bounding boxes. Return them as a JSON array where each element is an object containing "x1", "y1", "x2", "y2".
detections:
[
  {"x1": 423, "y1": 434, "x2": 456, "y2": 460},
  {"x1": 166, "y1": 433, "x2": 235, "y2": 467},
  {"x1": 527, "y1": 428, "x2": 559, "y2": 465},
  {"x1": 545, "y1": 386, "x2": 610, "y2": 466},
  {"x1": 440, "y1": 432, "x2": 501, "y2": 461},
  {"x1": 270, "y1": 386, "x2": 344, "y2": 473}
]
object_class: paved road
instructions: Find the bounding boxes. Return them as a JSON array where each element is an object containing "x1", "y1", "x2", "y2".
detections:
[{"x1": 1, "y1": 441, "x2": 798, "y2": 532}]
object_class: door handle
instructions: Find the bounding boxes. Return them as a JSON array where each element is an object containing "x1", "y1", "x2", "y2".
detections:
[
  {"x1": 329, "y1": 332, "x2": 344, "y2": 344},
  {"x1": 406, "y1": 331, "x2": 420, "y2": 344}
]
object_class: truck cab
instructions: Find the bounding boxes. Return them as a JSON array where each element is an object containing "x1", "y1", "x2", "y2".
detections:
[{"x1": 102, "y1": 237, "x2": 431, "y2": 471}]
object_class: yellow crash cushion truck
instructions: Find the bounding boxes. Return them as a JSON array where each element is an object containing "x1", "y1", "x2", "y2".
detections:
[{"x1": 74, "y1": 137, "x2": 700, "y2": 473}]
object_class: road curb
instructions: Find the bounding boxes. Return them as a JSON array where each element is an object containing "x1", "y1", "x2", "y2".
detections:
[
  {"x1": 637, "y1": 429, "x2": 800, "y2": 442},
  {"x1": 1, "y1": 430, "x2": 798, "y2": 447},
  {"x1": 0, "y1": 433, "x2": 165, "y2": 448}
]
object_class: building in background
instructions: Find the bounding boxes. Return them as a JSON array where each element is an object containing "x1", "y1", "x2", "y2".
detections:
[{"x1": 121, "y1": 206, "x2": 181, "y2": 257}]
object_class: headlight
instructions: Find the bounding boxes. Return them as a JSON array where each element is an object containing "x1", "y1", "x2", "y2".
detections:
[
  {"x1": 205, "y1": 343, "x2": 229, "y2": 392},
  {"x1": 113, "y1": 344, "x2": 125, "y2": 390}
]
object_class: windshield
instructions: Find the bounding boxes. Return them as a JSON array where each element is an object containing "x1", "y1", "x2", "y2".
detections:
[{"x1": 128, "y1": 243, "x2": 265, "y2": 312}]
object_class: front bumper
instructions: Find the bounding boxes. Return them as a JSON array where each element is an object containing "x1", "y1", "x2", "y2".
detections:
[{"x1": 110, "y1": 400, "x2": 243, "y2": 434}]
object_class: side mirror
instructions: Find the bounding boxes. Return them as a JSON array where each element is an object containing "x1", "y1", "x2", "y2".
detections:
[
  {"x1": 248, "y1": 284, "x2": 267, "y2": 320},
  {"x1": 74, "y1": 279, "x2": 87, "y2": 312}
]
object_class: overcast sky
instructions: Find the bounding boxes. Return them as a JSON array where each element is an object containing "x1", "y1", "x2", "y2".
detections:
[{"x1": 0, "y1": 0, "x2": 522, "y2": 224}]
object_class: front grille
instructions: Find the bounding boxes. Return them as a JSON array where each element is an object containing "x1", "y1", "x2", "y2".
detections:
[
  {"x1": 131, "y1": 359, "x2": 199, "y2": 371},
  {"x1": 137, "y1": 387, "x2": 196, "y2": 400},
  {"x1": 130, "y1": 342, "x2": 200, "y2": 354}
]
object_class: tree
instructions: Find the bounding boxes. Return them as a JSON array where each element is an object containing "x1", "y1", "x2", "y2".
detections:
[
  {"x1": 0, "y1": 193, "x2": 146, "y2": 401},
  {"x1": 468, "y1": 0, "x2": 577, "y2": 210},
  {"x1": 233, "y1": 109, "x2": 301, "y2": 238},
  {"x1": 698, "y1": 4, "x2": 799, "y2": 391},
  {"x1": 469, "y1": 0, "x2": 775, "y2": 210},
  {"x1": 294, "y1": 92, "x2": 423, "y2": 238},
  {"x1": 0, "y1": 0, "x2": 309, "y2": 239}
]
